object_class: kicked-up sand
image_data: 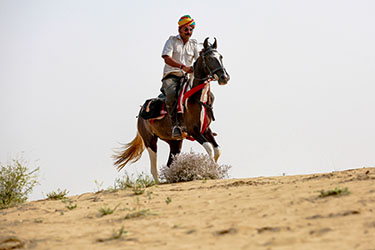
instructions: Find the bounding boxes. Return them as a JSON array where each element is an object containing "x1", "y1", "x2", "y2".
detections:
[{"x1": 1, "y1": 167, "x2": 374, "y2": 249}]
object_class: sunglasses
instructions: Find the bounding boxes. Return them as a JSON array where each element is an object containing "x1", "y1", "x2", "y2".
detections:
[{"x1": 183, "y1": 27, "x2": 194, "y2": 32}]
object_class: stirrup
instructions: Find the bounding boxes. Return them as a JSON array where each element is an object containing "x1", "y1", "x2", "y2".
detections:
[{"x1": 172, "y1": 126, "x2": 182, "y2": 138}]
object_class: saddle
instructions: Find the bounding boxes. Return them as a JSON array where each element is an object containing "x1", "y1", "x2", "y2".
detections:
[
  {"x1": 139, "y1": 75, "x2": 188, "y2": 121},
  {"x1": 139, "y1": 94, "x2": 167, "y2": 120},
  {"x1": 139, "y1": 77, "x2": 215, "y2": 124}
]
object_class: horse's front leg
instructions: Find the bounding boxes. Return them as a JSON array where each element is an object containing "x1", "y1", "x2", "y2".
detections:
[
  {"x1": 191, "y1": 128, "x2": 215, "y2": 161},
  {"x1": 203, "y1": 127, "x2": 221, "y2": 162}
]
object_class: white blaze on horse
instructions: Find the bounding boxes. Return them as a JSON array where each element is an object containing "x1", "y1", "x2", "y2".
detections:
[{"x1": 113, "y1": 38, "x2": 230, "y2": 183}]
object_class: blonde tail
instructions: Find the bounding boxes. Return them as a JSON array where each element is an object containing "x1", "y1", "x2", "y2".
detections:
[{"x1": 113, "y1": 133, "x2": 145, "y2": 171}]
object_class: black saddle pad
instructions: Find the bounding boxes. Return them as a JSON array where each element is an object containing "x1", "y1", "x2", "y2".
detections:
[{"x1": 139, "y1": 98, "x2": 166, "y2": 120}]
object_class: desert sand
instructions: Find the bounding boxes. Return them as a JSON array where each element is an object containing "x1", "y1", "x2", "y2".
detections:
[{"x1": 1, "y1": 167, "x2": 374, "y2": 250}]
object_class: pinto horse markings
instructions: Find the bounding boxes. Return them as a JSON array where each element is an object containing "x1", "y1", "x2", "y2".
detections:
[{"x1": 113, "y1": 38, "x2": 230, "y2": 182}]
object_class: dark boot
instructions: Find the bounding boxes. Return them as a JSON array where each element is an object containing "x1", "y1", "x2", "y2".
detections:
[
  {"x1": 172, "y1": 115, "x2": 184, "y2": 138},
  {"x1": 176, "y1": 113, "x2": 185, "y2": 131},
  {"x1": 172, "y1": 126, "x2": 182, "y2": 138},
  {"x1": 170, "y1": 108, "x2": 182, "y2": 138}
]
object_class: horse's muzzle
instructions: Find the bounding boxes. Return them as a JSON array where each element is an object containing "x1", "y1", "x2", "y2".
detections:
[{"x1": 218, "y1": 72, "x2": 230, "y2": 85}]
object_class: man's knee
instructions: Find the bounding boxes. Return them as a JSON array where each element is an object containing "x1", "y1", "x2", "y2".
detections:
[
  {"x1": 163, "y1": 79, "x2": 175, "y2": 88},
  {"x1": 162, "y1": 79, "x2": 178, "y2": 99}
]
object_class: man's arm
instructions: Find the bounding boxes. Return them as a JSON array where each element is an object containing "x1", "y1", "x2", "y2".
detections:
[{"x1": 162, "y1": 55, "x2": 193, "y2": 73}]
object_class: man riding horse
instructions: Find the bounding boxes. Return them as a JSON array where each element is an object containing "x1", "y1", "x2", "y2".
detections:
[
  {"x1": 113, "y1": 15, "x2": 230, "y2": 182},
  {"x1": 161, "y1": 15, "x2": 199, "y2": 138}
]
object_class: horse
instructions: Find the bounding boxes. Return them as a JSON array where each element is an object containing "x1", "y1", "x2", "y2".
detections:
[{"x1": 113, "y1": 37, "x2": 230, "y2": 183}]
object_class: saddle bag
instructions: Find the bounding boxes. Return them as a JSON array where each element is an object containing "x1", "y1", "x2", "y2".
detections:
[{"x1": 139, "y1": 98, "x2": 166, "y2": 120}]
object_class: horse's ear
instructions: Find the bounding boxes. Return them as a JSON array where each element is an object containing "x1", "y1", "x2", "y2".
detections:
[
  {"x1": 203, "y1": 37, "x2": 209, "y2": 49},
  {"x1": 212, "y1": 38, "x2": 217, "y2": 49}
]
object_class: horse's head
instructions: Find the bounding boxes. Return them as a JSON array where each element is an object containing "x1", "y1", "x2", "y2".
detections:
[{"x1": 199, "y1": 37, "x2": 230, "y2": 85}]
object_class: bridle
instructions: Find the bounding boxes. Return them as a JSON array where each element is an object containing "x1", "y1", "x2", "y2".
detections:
[{"x1": 194, "y1": 48, "x2": 228, "y2": 82}]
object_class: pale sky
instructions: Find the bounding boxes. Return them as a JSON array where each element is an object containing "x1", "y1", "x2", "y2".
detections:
[{"x1": 1, "y1": 0, "x2": 374, "y2": 200}]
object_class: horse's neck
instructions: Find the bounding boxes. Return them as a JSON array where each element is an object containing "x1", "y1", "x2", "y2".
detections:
[
  {"x1": 192, "y1": 57, "x2": 209, "y2": 88},
  {"x1": 189, "y1": 76, "x2": 211, "y2": 104},
  {"x1": 186, "y1": 60, "x2": 212, "y2": 107},
  {"x1": 191, "y1": 78, "x2": 206, "y2": 88}
]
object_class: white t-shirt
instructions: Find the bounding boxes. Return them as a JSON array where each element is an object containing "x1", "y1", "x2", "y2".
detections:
[{"x1": 162, "y1": 35, "x2": 199, "y2": 77}]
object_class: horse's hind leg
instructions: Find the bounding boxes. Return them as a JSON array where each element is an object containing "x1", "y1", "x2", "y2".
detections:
[
  {"x1": 138, "y1": 119, "x2": 159, "y2": 182},
  {"x1": 145, "y1": 136, "x2": 159, "y2": 183},
  {"x1": 203, "y1": 128, "x2": 222, "y2": 162},
  {"x1": 166, "y1": 140, "x2": 183, "y2": 167}
]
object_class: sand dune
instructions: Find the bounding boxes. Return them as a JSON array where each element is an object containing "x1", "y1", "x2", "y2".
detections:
[{"x1": 1, "y1": 167, "x2": 374, "y2": 249}]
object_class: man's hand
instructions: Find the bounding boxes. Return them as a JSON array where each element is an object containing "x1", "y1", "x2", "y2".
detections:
[
  {"x1": 182, "y1": 65, "x2": 193, "y2": 73},
  {"x1": 162, "y1": 55, "x2": 193, "y2": 73}
]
